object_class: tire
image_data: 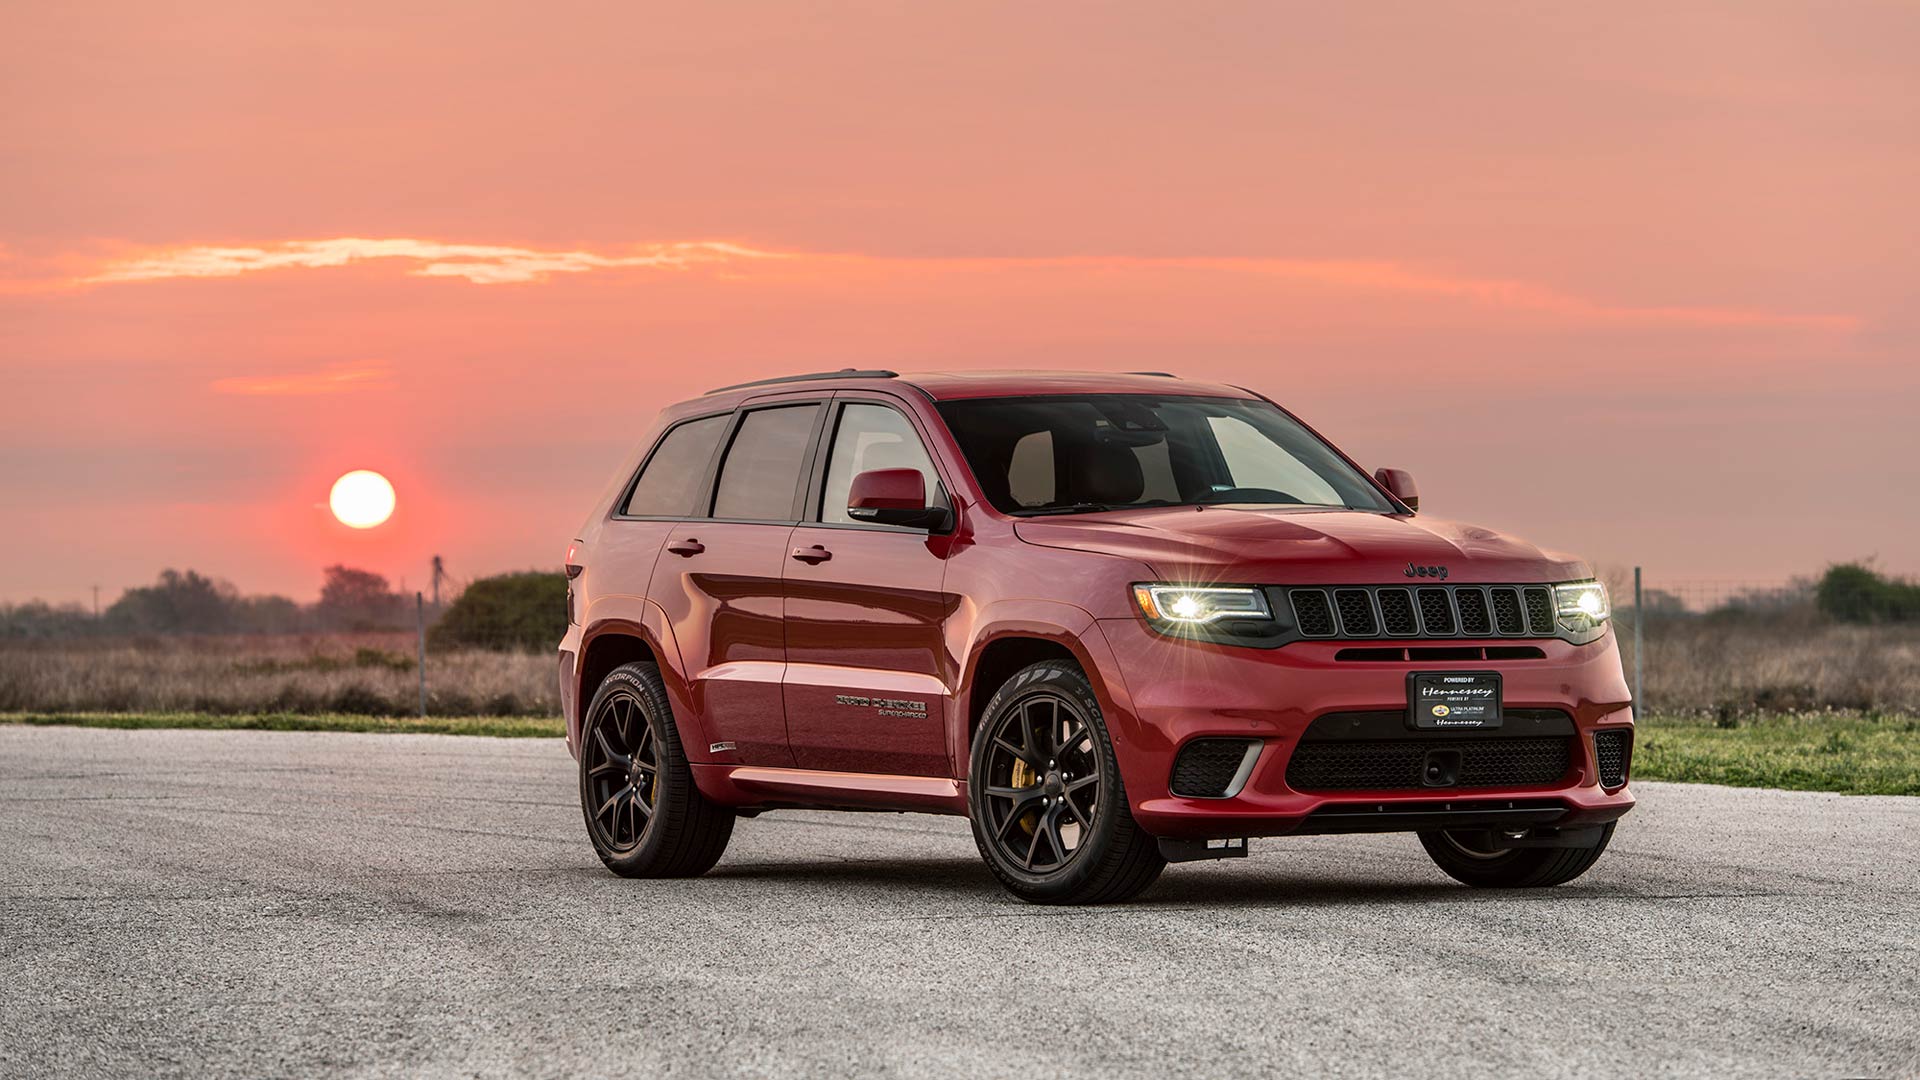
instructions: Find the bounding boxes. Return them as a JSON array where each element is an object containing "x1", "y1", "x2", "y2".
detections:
[
  {"x1": 1417, "y1": 822, "x2": 1616, "y2": 888},
  {"x1": 967, "y1": 661, "x2": 1165, "y2": 904},
  {"x1": 579, "y1": 661, "x2": 734, "y2": 877}
]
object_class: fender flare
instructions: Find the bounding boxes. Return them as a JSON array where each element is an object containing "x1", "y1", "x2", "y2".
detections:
[
  {"x1": 949, "y1": 599, "x2": 1144, "y2": 778},
  {"x1": 574, "y1": 596, "x2": 709, "y2": 760}
]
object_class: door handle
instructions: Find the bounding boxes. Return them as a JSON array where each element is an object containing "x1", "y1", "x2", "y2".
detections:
[
  {"x1": 666, "y1": 538, "x2": 705, "y2": 557},
  {"x1": 790, "y1": 544, "x2": 832, "y2": 564}
]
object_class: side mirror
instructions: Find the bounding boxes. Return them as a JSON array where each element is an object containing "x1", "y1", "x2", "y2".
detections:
[
  {"x1": 1374, "y1": 468, "x2": 1419, "y2": 512},
  {"x1": 848, "y1": 468, "x2": 949, "y2": 530}
]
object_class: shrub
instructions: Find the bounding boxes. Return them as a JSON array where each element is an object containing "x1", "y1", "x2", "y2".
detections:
[
  {"x1": 1817, "y1": 563, "x2": 1920, "y2": 624},
  {"x1": 430, "y1": 571, "x2": 567, "y2": 651}
]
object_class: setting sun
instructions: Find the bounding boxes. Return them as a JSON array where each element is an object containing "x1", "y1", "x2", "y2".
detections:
[{"x1": 329, "y1": 470, "x2": 396, "y2": 529}]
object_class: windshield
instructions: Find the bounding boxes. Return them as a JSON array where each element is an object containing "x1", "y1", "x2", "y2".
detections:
[{"x1": 936, "y1": 395, "x2": 1395, "y2": 516}]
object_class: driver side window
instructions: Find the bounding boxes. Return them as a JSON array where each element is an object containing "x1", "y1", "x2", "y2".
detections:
[{"x1": 820, "y1": 403, "x2": 943, "y2": 525}]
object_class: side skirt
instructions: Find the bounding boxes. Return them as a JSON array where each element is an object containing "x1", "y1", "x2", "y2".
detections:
[{"x1": 690, "y1": 763, "x2": 970, "y2": 816}]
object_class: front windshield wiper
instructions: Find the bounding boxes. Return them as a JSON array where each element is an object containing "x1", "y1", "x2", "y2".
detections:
[{"x1": 1012, "y1": 502, "x2": 1121, "y2": 516}]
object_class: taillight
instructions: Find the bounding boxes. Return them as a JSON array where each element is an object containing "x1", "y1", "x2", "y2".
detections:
[{"x1": 564, "y1": 542, "x2": 584, "y2": 580}]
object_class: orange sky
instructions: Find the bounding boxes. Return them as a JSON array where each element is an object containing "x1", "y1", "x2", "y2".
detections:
[{"x1": 4, "y1": 1, "x2": 1917, "y2": 605}]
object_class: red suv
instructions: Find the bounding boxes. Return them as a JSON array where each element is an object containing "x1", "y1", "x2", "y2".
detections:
[{"x1": 559, "y1": 370, "x2": 1634, "y2": 903}]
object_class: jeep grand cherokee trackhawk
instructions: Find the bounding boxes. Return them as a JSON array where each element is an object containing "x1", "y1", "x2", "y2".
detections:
[{"x1": 558, "y1": 370, "x2": 1634, "y2": 904}]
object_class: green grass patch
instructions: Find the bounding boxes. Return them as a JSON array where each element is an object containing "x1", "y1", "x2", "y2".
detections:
[
  {"x1": 1636, "y1": 711, "x2": 1920, "y2": 796},
  {"x1": 0, "y1": 711, "x2": 564, "y2": 738}
]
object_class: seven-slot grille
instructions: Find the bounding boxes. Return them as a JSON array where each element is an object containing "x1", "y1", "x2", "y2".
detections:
[{"x1": 1285, "y1": 585, "x2": 1557, "y2": 639}]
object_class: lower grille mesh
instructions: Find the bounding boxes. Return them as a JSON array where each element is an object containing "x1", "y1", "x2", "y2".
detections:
[
  {"x1": 1594, "y1": 729, "x2": 1632, "y2": 788},
  {"x1": 1287, "y1": 737, "x2": 1571, "y2": 792},
  {"x1": 1170, "y1": 739, "x2": 1256, "y2": 798}
]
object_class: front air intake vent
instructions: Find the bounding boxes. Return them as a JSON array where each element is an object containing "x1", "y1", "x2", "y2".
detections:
[
  {"x1": 1170, "y1": 739, "x2": 1259, "y2": 798},
  {"x1": 1378, "y1": 588, "x2": 1418, "y2": 635},
  {"x1": 1490, "y1": 588, "x2": 1526, "y2": 636},
  {"x1": 1334, "y1": 589, "x2": 1377, "y2": 636},
  {"x1": 1456, "y1": 588, "x2": 1493, "y2": 637},
  {"x1": 1290, "y1": 589, "x2": 1336, "y2": 637},
  {"x1": 1594, "y1": 729, "x2": 1632, "y2": 789},
  {"x1": 1417, "y1": 588, "x2": 1456, "y2": 636},
  {"x1": 1524, "y1": 587, "x2": 1556, "y2": 635}
]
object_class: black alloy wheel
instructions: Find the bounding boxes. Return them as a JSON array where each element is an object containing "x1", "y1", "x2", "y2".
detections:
[
  {"x1": 980, "y1": 689, "x2": 1102, "y2": 872},
  {"x1": 967, "y1": 661, "x2": 1164, "y2": 904},
  {"x1": 583, "y1": 690, "x2": 658, "y2": 852},
  {"x1": 578, "y1": 661, "x2": 734, "y2": 877}
]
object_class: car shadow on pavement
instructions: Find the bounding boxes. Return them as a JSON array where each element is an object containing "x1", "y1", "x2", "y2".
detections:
[{"x1": 701, "y1": 856, "x2": 1006, "y2": 895}]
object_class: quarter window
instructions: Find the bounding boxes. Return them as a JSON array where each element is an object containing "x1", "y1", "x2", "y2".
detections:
[
  {"x1": 621, "y1": 414, "x2": 729, "y2": 517},
  {"x1": 711, "y1": 404, "x2": 821, "y2": 520},
  {"x1": 820, "y1": 403, "x2": 943, "y2": 525}
]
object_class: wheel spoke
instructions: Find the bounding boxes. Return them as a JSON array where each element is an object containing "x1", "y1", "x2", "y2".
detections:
[
  {"x1": 593, "y1": 727, "x2": 629, "y2": 769},
  {"x1": 1064, "y1": 774, "x2": 1098, "y2": 793},
  {"x1": 992, "y1": 736, "x2": 1039, "y2": 770},
  {"x1": 596, "y1": 785, "x2": 630, "y2": 821},
  {"x1": 1062, "y1": 795, "x2": 1092, "y2": 829},
  {"x1": 1042, "y1": 808, "x2": 1070, "y2": 860},
  {"x1": 588, "y1": 760, "x2": 625, "y2": 777},
  {"x1": 1024, "y1": 816, "x2": 1046, "y2": 869}
]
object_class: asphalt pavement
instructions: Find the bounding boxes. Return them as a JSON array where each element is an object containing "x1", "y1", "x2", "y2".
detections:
[{"x1": 2, "y1": 726, "x2": 1915, "y2": 1079}]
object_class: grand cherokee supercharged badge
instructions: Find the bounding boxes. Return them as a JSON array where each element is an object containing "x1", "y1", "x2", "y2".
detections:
[{"x1": 835, "y1": 694, "x2": 930, "y2": 719}]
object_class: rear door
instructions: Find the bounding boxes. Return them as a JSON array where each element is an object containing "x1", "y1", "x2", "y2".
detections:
[
  {"x1": 648, "y1": 398, "x2": 826, "y2": 767},
  {"x1": 782, "y1": 395, "x2": 959, "y2": 776}
]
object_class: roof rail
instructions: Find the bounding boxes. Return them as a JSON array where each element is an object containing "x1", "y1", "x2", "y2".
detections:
[
  {"x1": 1123, "y1": 371, "x2": 1178, "y2": 377},
  {"x1": 704, "y1": 368, "x2": 899, "y2": 395}
]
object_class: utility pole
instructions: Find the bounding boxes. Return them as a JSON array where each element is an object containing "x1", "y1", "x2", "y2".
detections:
[
  {"x1": 92, "y1": 585, "x2": 100, "y2": 620},
  {"x1": 1632, "y1": 566, "x2": 1644, "y2": 712},
  {"x1": 416, "y1": 591, "x2": 427, "y2": 719},
  {"x1": 431, "y1": 555, "x2": 445, "y2": 608}
]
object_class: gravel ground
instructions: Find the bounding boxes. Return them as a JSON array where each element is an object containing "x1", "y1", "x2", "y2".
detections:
[{"x1": 2, "y1": 726, "x2": 1915, "y2": 1079}]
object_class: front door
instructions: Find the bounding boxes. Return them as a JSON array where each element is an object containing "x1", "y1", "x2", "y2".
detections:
[
  {"x1": 783, "y1": 398, "x2": 958, "y2": 776},
  {"x1": 649, "y1": 400, "x2": 824, "y2": 767}
]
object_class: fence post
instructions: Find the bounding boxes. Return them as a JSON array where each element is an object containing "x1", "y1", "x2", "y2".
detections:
[
  {"x1": 416, "y1": 591, "x2": 427, "y2": 719},
  {"x1": 1632, "y1": 566, "x2": 1643, "y2": 713}
]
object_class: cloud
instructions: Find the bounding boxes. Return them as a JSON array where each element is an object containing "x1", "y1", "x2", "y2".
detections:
[
  {"x1": 82, "y1": 238, "x2": 782, "y2": 286},
  {"x1": 209, "y1": 361, "x2": 391, "y2": 396},
  {"x1": 36, "y1": 236, "x2": 1857, "y2": 333}
]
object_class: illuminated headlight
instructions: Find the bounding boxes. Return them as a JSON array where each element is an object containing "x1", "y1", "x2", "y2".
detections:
[
  {"x1": 1133, "y1": 584, "x2": 1272, "y2": 626},
  {"x1": 1553, "y1": 581, "x2": 1611, "y2": 629}
]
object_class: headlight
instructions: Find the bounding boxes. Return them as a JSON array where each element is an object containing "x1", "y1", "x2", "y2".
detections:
[
  {"x1": 1553, "y1": 581, "x2": 1610, "y2": 629},
  {"x1": 1132, "y1": 584, "x2": 1272, "y2": 625}
]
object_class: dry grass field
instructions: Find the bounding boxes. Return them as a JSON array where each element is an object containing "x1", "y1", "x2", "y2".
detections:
[
  {"x1": 1618, "y1": 613, "x2": 1920, "y2": 716},
  {"x1": 0, "y1": 632, "x2": 556, "y2": 717}
]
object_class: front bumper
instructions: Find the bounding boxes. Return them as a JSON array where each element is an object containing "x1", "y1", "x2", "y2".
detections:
[{"x1": 1087, "y1": 616, "x2": 1636, "y2": 839}]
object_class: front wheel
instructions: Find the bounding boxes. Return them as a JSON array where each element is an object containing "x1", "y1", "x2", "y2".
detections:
[
  {"x1": 579, "y1": 661, "x2": 734, "y2": 877},
  {"x1": 1417, "y1": 823, "x2": 1616, "y2": 888},
  {"x1": 967, "y1": 661, "x2": 1165, "y2": 904}
]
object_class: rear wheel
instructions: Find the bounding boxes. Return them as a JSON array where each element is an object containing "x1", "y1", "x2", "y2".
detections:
[
  {"x1": 1417, "y1": 823, "x2": 1615, "y2": 888},
  {"x1": 967, "y1": 661, "x2": 1165, "y2": 904},
  {"x1": 580, "y1": 661, "x2": 733, "y2": 877}
]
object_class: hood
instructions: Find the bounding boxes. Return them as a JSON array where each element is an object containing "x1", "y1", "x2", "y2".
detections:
[{"x1": 1012, "y1": 506, "x2": 1588, "y2": 585}]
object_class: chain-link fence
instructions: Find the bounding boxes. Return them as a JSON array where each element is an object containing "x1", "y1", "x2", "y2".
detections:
[{"x1": 1613, "y1": 571, "x2": 1918, "y2": 715}]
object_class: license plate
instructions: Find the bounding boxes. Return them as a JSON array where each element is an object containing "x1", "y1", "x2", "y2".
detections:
[{"x1": 1408, "y1": 671, "x2": 1503, "y2": 729}]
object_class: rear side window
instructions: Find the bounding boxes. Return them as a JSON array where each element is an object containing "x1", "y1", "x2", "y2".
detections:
[
  {"x1": 621, "y1": 414, "x2": 729, "y2": 517},
  {"x1": 711, "y1": 404, "x2": 821, "y2": 520}
]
